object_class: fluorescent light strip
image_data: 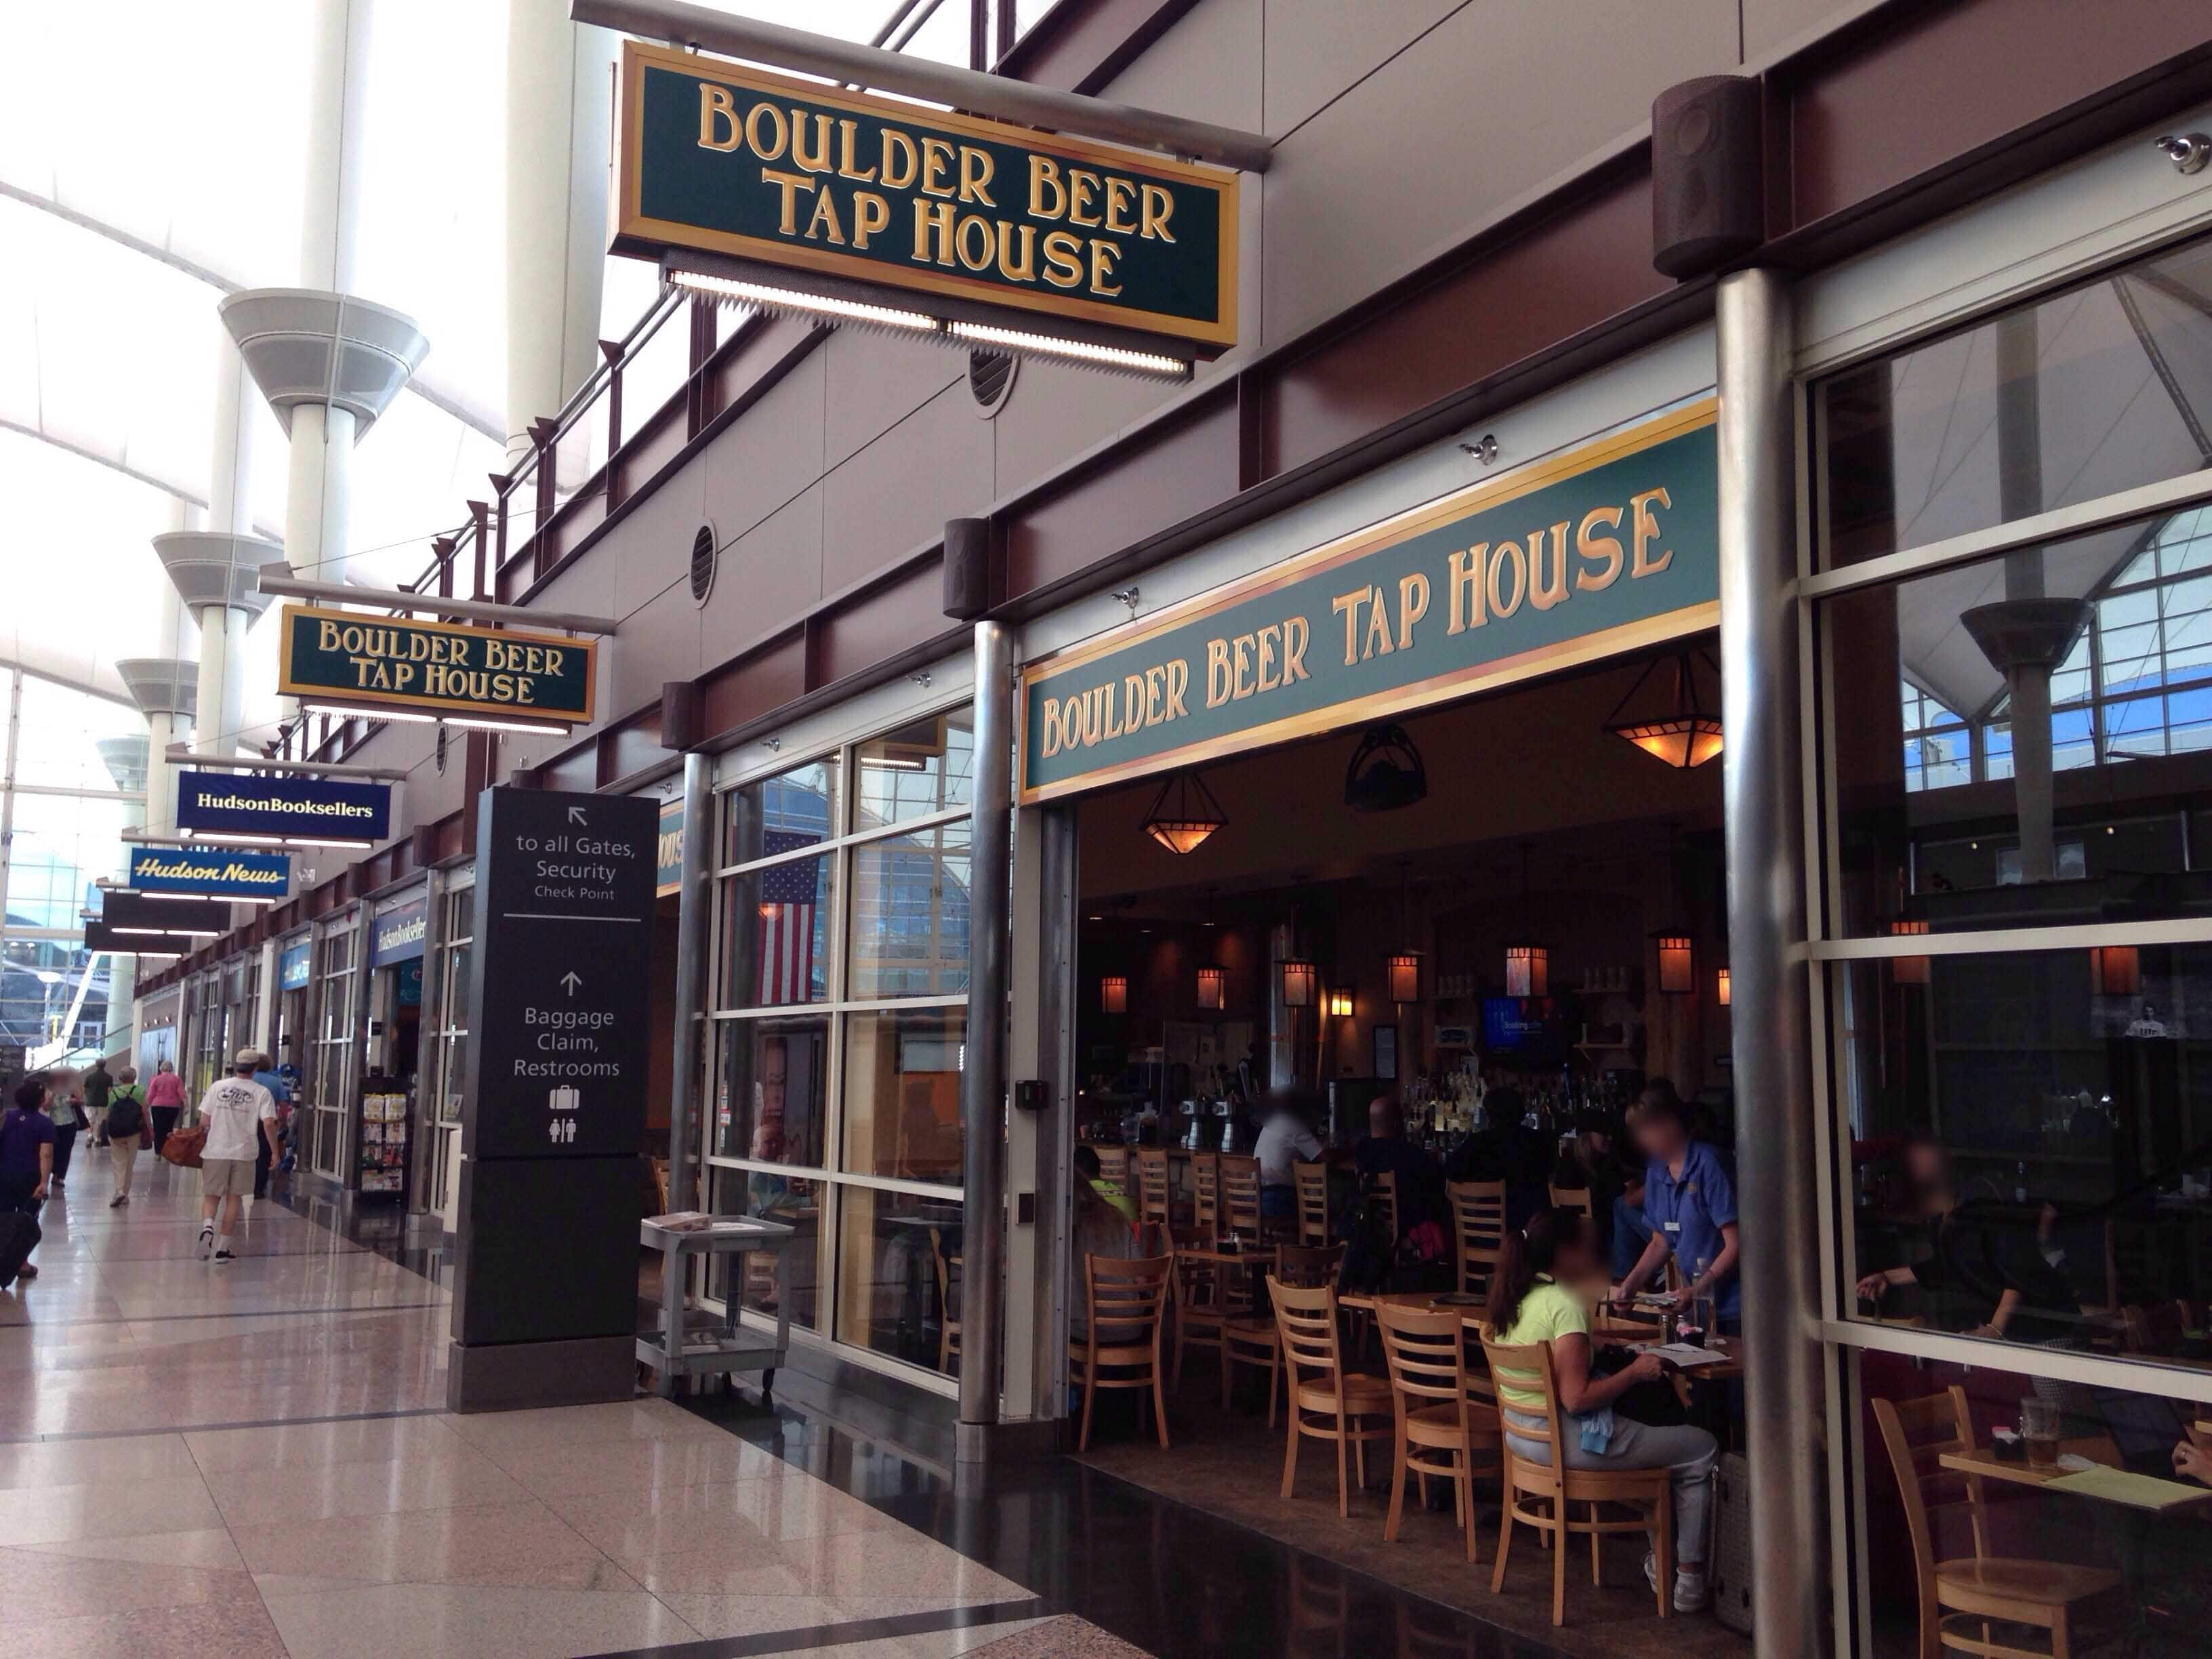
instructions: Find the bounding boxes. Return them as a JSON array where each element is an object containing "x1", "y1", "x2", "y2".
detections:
[
  {"x1": 139, "y1": 891, "x2": 281, "y2": 905},
  {"x1": 115, "y1": 926, "x2": 220, "y2": 938},
  {"x1": 283, "y1": 836, "x2": 375, "y2": 848},
  {"x1": 669, "y1": 270, "x2": 939, "y2": 333},
  {"x1": 945, "y1": 321, "x2": 1189, "y2": 380},
  {"x1": 302, "y1": 701, "x2": 438, "y2": 725},
  {"x1": 443, "y1": 715, "x2": 574, "y2": 735}
]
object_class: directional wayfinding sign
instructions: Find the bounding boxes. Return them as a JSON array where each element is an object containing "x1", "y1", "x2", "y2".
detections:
[{"x1": 461, "y1": 787, "x2": 657, "y2": 1161}]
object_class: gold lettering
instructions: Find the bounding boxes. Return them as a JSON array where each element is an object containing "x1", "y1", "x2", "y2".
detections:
[
  {"x1": 699, "y1": 84, "x2": 739, "y2": 151},
  {"x1": 790, "y1": 110, "x2": 833, "y2": 173},
  {"x1": 1332, "y1": 588, "x2": 1370, "y2": 665},
  {"x1": 955, "y1": 213, "x2": 994, "y2": 272},
  {"x1": 1206, "y1": 638, "x2": 1231, "y2": 708},
  {"x1": 836, "y1": 119, "x2": 876, "y2": 182},
  {"x1": 1168, "y1": 658, "x2": 1190, "y2": 717},
  {"x1": 1631, "y1": 487, "x2": 1673, "y2": 577},
  {"x1": 1231, "y1": 636, "x2": 1254, "y2": 699},
  {"x1": 1041, "y1": 230, "x2": 1084, "y2": 289},
  {"x1": 1123, "y1": 673, "x2": 1147, "y2": 733},
  {"x1": 744, "y1": 102, "x2": 787, "y2": 161},
  {"x1": 1574, "y1": 507, "x2": 1624, "y2": 591},
  {"x1": 1067, "y1": 169, "x2": 1101, "y2": 227},
  {"x1": 761, "y1": 168, "x2": 813, "y2": 235},
  {"x1": 1100, "y1": 684, "x2": 1122, "y2": 742},
  {"x1": 996, "y1": 223, "x2": 1036, "y2": 282},
  {"x1": 1282, "y1": 617, "x2": 1310, "y2": 684},
  {"x1": 317, "y1": 619, "x2": 343, "y2": 652},
  {"x1": 920, "y1": 137, "x2": 956, "y2": 197},
  {"x1": 1104, "y1": 176, "x2": 1138, "y2": 235},
  {"x1": 958, "y1": 145, "x2": 996, "y2": 206},
  {"x1": 1397, "y1": 572, "x2": 1431, "y2": 648},
  {"x1": 1362, "y1": 584, "x2": 1394, "y2": 660},
  {"x1": 1488, "y1": 541, "x2": 1526, "y2": 619},
  {"x1": 543, "y1": 647, "x2": 561, "y2": 674},
  {"x1": 1088, "y1": 239, "x2": 1122, "y2": 298},
  {"x1": 1028, "y1": 156, "x2": 1066, "y2": 220},
  {"x1": 1144, "y1": 664, "x2": 1166, "y2": 726},
  {"x1": 1446, "y1": 545, "x2": 1486, "y2": 633},
  {"x1": 804, "y1": 186, "x2": 845, "y2": 244},
  {"x1": 1041, "y1": 699, "x2": 1063, "y2": 758},
  {"x1": 853, "y1": 191, "x2": 890, "y2": 249},
  {"x1": 1529, "y1": 520, "x2": 1572, "y2": 611},
  {"x1": 1256, "y1": 623, "x2": 1280, "y2": 692},
  {"x1": 1139, "y1": 183, "x2": 1176, "y2": 242},
  {"x1": 913, "y1": 199, "x2": 956, "y2": 266},
  {"x1": 880, "y1": 129, "x2": 919, "y2": 190}
]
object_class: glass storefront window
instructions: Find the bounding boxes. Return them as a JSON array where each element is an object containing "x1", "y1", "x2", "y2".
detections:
[
  {"x1": 718, "y1": 847, "x2": 836, "y2": 1009},
  {"x1": 840, "y1": 1006, "x2": 964, "y2": 1185},
  {"x1": 847, "y1": 822, "x2": 970, "y2": 1000},
  {"x1": 854, "y1": 710, "x2": 974, "y2": 830},
  {"x1": 710, "y1": 1164, "x2": 820, "y2": 1332},
  {"x1": 715, "y1": 1013, "x2": 830, "y2": 1167},
  {"x1": 1817, "y1": 230, "x2": 2212, "y2": 570},
  {"x1": 428, "y1": 881, "x2": 473, "y2": 1216},
  {"x1": 834, "y1": 1185, "x2": 962, "y2": 1377},
  {"x1": 721, "y1": 756, "x2": 837, "y2": 867}
]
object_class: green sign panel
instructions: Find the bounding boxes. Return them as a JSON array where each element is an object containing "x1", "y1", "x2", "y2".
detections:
[
  {"x1": 1019, "y1": 402, "x2": 1720, "y2": 802},
  {"x1": 276, "y1": 605, "x2": 596, "y2": 728},
  {"x1": 613, "y1": 42, "x2": 1239, "y2": 356}
]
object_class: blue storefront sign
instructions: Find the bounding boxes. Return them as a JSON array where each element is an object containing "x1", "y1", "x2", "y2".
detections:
[
  {"x1": 370, "y1": 897, "x2": 428, "y2": 966},
  {"x1": 656, "y1": 798, "x2": 684, "y2": 897},
  {"x1": 175, "y1": 770, "x2": 392, "y2": 844},
  {"x1": 127, "y1": 844, "x2": 292, "y2": 901},
  {"x1": 279, "y1": 940, "x2": 312, "y2": 991}
]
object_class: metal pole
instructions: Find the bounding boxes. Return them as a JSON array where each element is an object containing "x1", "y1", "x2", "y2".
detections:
[
  {"x1": 670, "y1": 754, "x2": 712, "y2": 1214},
  {"x1": 0, "y1": 672, "x2": 22, "y2": 1002},
  {"x1": 570, "y1": 0, "x2": 1275, "y2": 173},
  {"x1": 1715, "y1": 266, "x2": 1826, "y2": 1658},
  {"x1": 958, "y1": 621, "x2": 1014, "y2": 1450}
]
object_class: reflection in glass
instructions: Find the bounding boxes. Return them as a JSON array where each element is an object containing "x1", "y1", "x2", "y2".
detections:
[
  {"x1": 722, "y1": 757, "x2": 837, "y2": 867},
  {"x1": 848, "y1": 822, "x2": 971, "y2": 999},
  {"x1": 1822, "y1": 516, "x2": 2212, "y2": 937},
  {"x1": 711, "y1": 1165, "x2": 818, "y2": 1331},
  {"x1": 717, "y1": 847, "x2": 836, "y2": 1008},
  {"x1": 842, "y1": 1006, "x2": 965, "y2": 1184},
  {"x1": 855, "y1": 711, "x2": 973, "y2": 830},
  {"x1": 1838, "y1": 944, "x2": 2212, "y2": 1370},
  {"x1": 715, "y1": 1015, "x2": 828, "y2": 1170},
  {"x1": 1818, "y1": 231, "x2": 2212, "y2": 569},
  {"x1": 835, "y1": 1185, "x2": 962, "y2": 1375}
]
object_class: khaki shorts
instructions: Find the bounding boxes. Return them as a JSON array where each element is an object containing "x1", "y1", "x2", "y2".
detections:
[{"x1": 201, "y1": 1157, "x2": 257, "y2": 1197}]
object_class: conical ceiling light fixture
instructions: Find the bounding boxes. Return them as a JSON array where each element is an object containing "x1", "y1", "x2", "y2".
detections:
[
  {"x1": 1605, "y1": 649, "x2": 1723, "y2": 768},
  {"x1": 1140, "y1": 769, "x2": 1227, "y2": 853},
  {"x1": 1345, "y1": 724, "x2": 1428, "y2": 813}
]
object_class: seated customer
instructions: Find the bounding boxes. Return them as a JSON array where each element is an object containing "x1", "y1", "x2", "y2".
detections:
[
  {"x1": 1074, "y1": 1143, "x2": 1136, "y2": 1223},
  {"x1": 1551, "y1": 1107, "x2": 1632, "y2": 1265},
  {"x1": 1488, "y1": 1206, "x2": 1719, "y2": 1612},
  {"x1": 1253, "y1": 1087, "x2": 1324, "y2": 1223},
  {"x1": 1354, "y1": 1096, "x2": 1441, "y2": 1242}
]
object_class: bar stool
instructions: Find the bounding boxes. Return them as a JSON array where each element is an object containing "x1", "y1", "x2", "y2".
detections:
[
  {"x1": 1272, "y1": 1276, "x2": 1392, "y2": 1517},
  {"x1": 1375, "y1": 1302, "x2": 1503, "y2": 1563},
  {"x1": 1547, "y1": 1184, "x2": 1594, "y2": 1224},
  {"x1": 1293, "y1": 1160, "x2": 1330, "y2": 1246},
  {"x1": 1448, "y1": 1179, "x2": 1507, "y2": 1296},
  {"x1": 1069, "y1": 1252, "x2": 1175, "y2": 1451}
]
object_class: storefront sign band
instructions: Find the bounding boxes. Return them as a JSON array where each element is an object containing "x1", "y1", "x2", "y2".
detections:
[
  {"x1": 1017, "y1": 401, "x2": 1721, "y2": 804},
  {"x1": 276, "y1": 605, "x2": 596, "y2": 727}
]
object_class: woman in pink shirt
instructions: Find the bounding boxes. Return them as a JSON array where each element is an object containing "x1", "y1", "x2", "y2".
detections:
[{"x1": 144, "y1": 1061, "x2": 186, "y2": 1159}]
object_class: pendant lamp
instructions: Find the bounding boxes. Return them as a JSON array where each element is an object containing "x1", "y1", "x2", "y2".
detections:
[
  {"x1": 1717, "y1": 966, "x2": 1731, "y2": 1006},
  {"x1": 2091, "y1": 945, "x2": 2141, "y2": 996},
  {"x1": 1196, "y1": 966, "x2": 1225, "y2": 1010},
  {"x1": 1605, "y1": 649, "x2": 1723, "y2": 768},
  {"x1": 1890, "y1": 919, "x2": 1930, "y2": 986},
  {"x1": 1140, "y1": 769, "x2": 1227, "y2": 853},
  {"x1": 1503, "y1": 945, "x2": 1547, "y2": 1000},
  {"x1": 1344, "y1": 724, "x2": 1428, "y2": 813},
  {"x1": 1099, "y1": 975, "x2": 1128, "y2": 1014},
  {"x1": 1654, "y1": 933, "x2": 1694, "y2": 995},
  {"x1": 1279, "y1": 958, "x2": 1317, "y2": 1008}
]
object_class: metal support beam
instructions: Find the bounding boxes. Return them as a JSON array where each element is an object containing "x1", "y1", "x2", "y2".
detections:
[
  {"x1": 571, "y1": 0, "x2": 1275, "y2": 173},
  {"x1": 255, "y1": 566, "x2": 621, "y2": 635},
  {"x1": 163, "y1": 745, "x2": 411, "y2": 783},
  {"x1": 0, "y1": 674, "x2": 22, "y2": 977},
  {"x1": 669, "y1": 754, "x2": 712, "y2": 1220},
  {"x1": 958, "y1": 620, "x2": 1014, "y2": 1453},
  {"x1": 1716, "y1": 266, "x2": 1827, "y2": 1658}
]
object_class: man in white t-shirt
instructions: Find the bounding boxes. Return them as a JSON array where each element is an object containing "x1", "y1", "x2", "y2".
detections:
[{"x1": 194, "y1": 1050, "x2": 281, "y2": 1263}]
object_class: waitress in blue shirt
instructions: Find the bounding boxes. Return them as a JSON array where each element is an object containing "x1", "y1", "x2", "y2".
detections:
[{"x1": 1616, "y1": 1088, "x2": 1741, "y2": 1334}]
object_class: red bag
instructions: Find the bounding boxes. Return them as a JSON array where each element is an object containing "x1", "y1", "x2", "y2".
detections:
[{"x1": 161, "y1": 1121, "x2": 207, "y2": 1170}]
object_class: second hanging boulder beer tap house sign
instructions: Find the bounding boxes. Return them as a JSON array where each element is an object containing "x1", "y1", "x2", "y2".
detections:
[{"x1": 609, "y1": 40, "x2": 1239, "y2": 370}]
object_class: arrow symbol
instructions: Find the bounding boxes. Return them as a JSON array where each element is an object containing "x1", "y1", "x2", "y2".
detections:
[
  {"x1": 567, "y1": 806, "x2": 588, "y2": 826},
  {"x1": 560, "y1": 970, "x2": 582, "y2": 995}
]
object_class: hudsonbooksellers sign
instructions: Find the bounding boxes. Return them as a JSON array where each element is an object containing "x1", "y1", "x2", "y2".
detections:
[{"x1": 175, "y1": 769, "x2": 392, "y2": 844}]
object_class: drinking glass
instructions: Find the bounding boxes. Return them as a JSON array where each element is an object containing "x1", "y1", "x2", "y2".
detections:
[{"x1": 2021, "y1": 1395, "x2": 2061, "y2": 1467}]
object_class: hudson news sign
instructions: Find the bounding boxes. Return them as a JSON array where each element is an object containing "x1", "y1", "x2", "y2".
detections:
[
  {"x1": 1019, "y1": 403, "x2": 1721, "y2": 802},
  {"x1": 276, "y1": 605, "x2": 595, "y2": 728},
  {"x1": 613, "y1": 42, "x2": 1237, "y2": 358}
]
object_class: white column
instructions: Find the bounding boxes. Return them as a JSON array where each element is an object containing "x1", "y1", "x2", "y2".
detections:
[
  {"x1": 505, "y1": 0, "x2": 615, "y2": 462},
  {"x1": 285, "y1": 402, "x2": 356, "y2": 584},
  {"x1": 300, "y1": 0, "x2": 372, "y2": 295}
]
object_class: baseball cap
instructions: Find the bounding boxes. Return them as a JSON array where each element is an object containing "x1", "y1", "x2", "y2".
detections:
[{"x1": 234, "y1": 1047, "x2": 264, "y2": 1069}]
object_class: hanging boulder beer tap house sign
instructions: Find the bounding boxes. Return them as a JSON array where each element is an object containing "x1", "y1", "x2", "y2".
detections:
[
  {"x1": 610, "y1": 39, "x2": 1238, "y2": 372},
  {"x1": 276, "y1": 605, "x2": 596, "y2": 733}
]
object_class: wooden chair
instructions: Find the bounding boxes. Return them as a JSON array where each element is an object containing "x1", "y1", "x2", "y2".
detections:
[
  {"x1": 929, "y1": 1225, "x2": 961, "y2": 1375},
  {"x1": 1368, "y1": 1170, "x2": 1401, "y2": 1248},
  {"x1": 1480, "y1": 1334, "x2": 1673, "y2": 1626},
  {"x1": 1272, "y1": 1276, "x2": 1393, "y2": 1517},
  {"x1": 1448, "y1": 1180, "x2": 1507, "y2": 1296},
  {"x1": 1172, "y1": 1244, "x2": 1231, "y2": 1392},
  {"x1": 1092, "y1": 1145, "x2": 1129, "y2": 1187},
  {"x1": 1871, "y1": 1389, "x2": 2121, "y2": 1659},
  {"x1": 1221, "y1": 1154, "x2": 1263, "y2": 1238},
  {"x1": 1293, "y1": 1160, "x2": 1331, "y2": 1247},
  {"x1": 1223, "y1": 1243, "x2": 1343, "y2": 1424},
  {"x1": 1547, "y1": 1184, "x2": 1594, "y2": 1223},
  {"x1": 1134, "y1": 1147, "x2": 1173, "y2": 1234},
  {"x1": 1069, "y1": 1252, "x2": 1174, "y2": 1452},
  {"x1": 1375, "y1": 1302, "x2": 1504, "y2": 1562},
  {"x1": 1191, "y1": 1151, "x2": 1223, "y2": 1240}
]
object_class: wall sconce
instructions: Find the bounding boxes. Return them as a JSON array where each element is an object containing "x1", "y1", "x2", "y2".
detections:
[
  {"x1": 1717, "y1": 967, "x2": 1730, "y2": 1006},
  {"x1": 1387, "y1": 953, "x2": 1421, "y2": 1004},
  {"x1": 1326, "y1": 988, "x2": 1354, "y2": 1019},
  {"x1": 1890, "y1": 919, "x2": 1930, "y2": 986},
  {"x1": 1279, "y1": 958, "x2": 1317, "y2": 1008},
  {"x1": 2091, "y1": 945, "x2": 2141, "y2": 996},
  {"x1": 1099, "y1": 975, "x2": 1128, "y2": 1014},
  {"x1": 1504, "y1": 945, "x2": 1547, "y2": 1000},
  {"x1": 1196, "y1": 966, "x2": 1225, "y2": 1010},
  {"x1": 1654, "y1": 934, "x2": 1694, "y2": 995}
]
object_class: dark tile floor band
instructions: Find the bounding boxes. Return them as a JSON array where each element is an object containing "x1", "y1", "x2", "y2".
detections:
[{"x1": 579, "y1": 1597, "x2": 1057, "y2": 1659}]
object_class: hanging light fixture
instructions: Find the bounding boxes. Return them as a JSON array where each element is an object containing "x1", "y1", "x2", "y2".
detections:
[
  {"x1": 1387, "y1": 953, "x2": 1422, "y2": 1004},
  {"x1": 1717, "y1": 966, "x2": 1731, "y2": 1006},
  {"x1": 1326, "y1": 988, "x2": 1354, "y2": 1019},
  {"x1": 1503, "y1": 945, "x2": 1548, "y2": 1000},
  {"x1": 1139, "y1": 769, "x2": 1227, "y2": 854},
  {"x1": 1099, "y1": 975, "x2": 1128, "y2": 1014},
  {"x1": 2091, "y1": 945, "x2": 2141, "y2": 996},
  {"x1": 1655, "y1": 933, "x2": 1694, "y2": 995},
  {"x1": 1605, "y1": 649, "x2": 1723, "y2": 768},
  {"x1": 1889, "y1": 919, "x2": 1931, "y2": 985},
  {"x1": 1279, "y1": 958, "x2": 1317, "y2": 1008},
  {"x1": 1344, "y1": 724, "x2": 1429, "y2": 813},
  {"x1": 1196, "y1": 966, "x2": 1226, "y2": 1010}
]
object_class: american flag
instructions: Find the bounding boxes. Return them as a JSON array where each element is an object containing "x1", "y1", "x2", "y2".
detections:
[{"x1": 757, "y1": 829, "x2": 823, "y2": 1004}]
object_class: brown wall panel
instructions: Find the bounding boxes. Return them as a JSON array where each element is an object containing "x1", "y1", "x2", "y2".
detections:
[
  {"x1": 706, "y1": 315, "x2": 819, "y2": 412},
  {"x1": 1786, "y1": 0, "x2": 2212, "y2": 230},
  {"x1": 599, "y1": 713, "x2": 665, "y2": 786},
  {"x1": 1267, "y1": 173, "x2": 1667, "y2": 478},
  {"x1": 998, "y1": 0, "x2": 1200, "y2": 91},
  {"x1": 812, "y1": 562, "x2": 945, "y2": 688},
  {"x1": 1006, "y1": 396, "x2": 1241, "y2": 598},
  {"x1": 701, "y1": 629, "x2": 808, "y2": 737},
  {"x1": 537, "y1": 746, "x2": 598, "y2": 794}
]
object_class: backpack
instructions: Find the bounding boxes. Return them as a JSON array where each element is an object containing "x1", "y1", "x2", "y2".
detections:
[{"x1": 104, "y1": 1086, "x2": 146, "y2": 1141}]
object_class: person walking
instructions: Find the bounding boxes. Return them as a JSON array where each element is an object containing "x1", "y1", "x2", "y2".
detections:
[
  {"x1": 103, "y1": 1065, "x2": 148, "y2": 1207},
  {"x1": 0, "y1": 1075, "x2": 55, "y2": 1282},
  {"x1": 45, "y1": 1067, "x2": 83, "y2": 1192},
  {"x1": 82, "y1": 1057, "x2": 112, "y2": 1147},
  {"x1": 249, "y1": 1052, "x2": 291, "y2": 1200},
  {"x1": 192, "y1": 1050, "x2": 281, "y2": 1263},
  {"x1": 145, "y1": 1060, "x2": 186, "y2": 1158}
]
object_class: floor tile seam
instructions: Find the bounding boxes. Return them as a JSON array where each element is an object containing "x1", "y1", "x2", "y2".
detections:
[
  {"x1": 488, "y1": 1461, "x2": 659, "y2": 1612},
  {"x1": 1, "y1": 1404, "x2": 450, "y2": 1446},
  {"x1": 0, "y1": 1297, "x2": 450, "y2": 1330},
  {"x1": 565, "y1": 1595, "x2": 1059, "y2": 1659},
  {"x1": 247, "y1": 1564, "x2": 670, "y2": 1601}
]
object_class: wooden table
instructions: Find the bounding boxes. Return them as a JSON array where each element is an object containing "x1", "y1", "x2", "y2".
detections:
[{"x1": 1939, "y1": 1437, "x2": 2123, "y2": 1490}]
